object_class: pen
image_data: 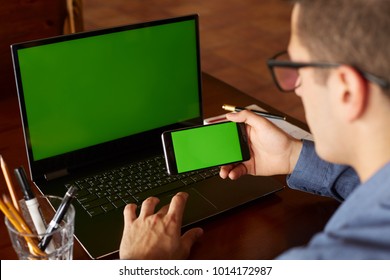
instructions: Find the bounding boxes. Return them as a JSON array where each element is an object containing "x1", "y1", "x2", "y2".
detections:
[
  {"x1": 0, "y1": 155, "x2": 19, "y2": 211},
  {"x1": 222, "y1": 104, "x2": 286, "y2": 120},
  {"x1": 14, "y1": 166, "x2": 55, "y2": 253},
  {"x1": 38, "y1": 186, "x2": 78, "y2": 251}
]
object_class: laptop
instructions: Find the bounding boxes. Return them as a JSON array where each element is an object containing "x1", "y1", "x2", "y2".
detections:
[{"x1": 11, "y1": 14, "x2": 284, "y2": 259}]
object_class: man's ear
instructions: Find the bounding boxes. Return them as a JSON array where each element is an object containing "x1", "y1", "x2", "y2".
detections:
[{"x1": 331, "y1": 65, "x2": 369, "y2": 122}]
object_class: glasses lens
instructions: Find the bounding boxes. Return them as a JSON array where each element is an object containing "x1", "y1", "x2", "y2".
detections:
[
  {"x1": 272, "y1": 52, "x2": 299, "y2": 92},
  {"x1": 274, "y1": 67, "x2": 299, "y2": 91}
]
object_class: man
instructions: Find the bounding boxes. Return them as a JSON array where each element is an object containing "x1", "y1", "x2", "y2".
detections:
[{"x1": 119, "y1": 0, "x2": 390, "y2": 259}]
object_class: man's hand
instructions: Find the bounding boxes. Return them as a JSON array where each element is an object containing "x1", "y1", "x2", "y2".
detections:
[
  {"x1": 119, "y1": 192, "x2": 203, "y2": 259},
  {"x1": 220, "y1": 110, "x2": 303, "y2": 180}
]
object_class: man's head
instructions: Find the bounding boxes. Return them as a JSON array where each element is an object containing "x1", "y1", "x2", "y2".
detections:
[
  {"x1": 287, "y1": 0, "x2": 390, "y2": 175},
  {"x1": 292, "y1": 0, "x2": 390, "y2": 89}
]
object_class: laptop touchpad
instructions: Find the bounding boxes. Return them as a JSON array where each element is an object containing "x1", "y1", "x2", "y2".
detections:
[{"x1": 158, "y1": 188, "x2": 218, "y2": 226}]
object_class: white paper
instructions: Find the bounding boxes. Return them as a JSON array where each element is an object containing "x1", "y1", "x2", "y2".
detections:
[{"x1": 204, "y1": 104, "x2": 313, "y2": 141}]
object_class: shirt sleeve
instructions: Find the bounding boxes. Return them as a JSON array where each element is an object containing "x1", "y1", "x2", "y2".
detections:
[{"x1": 286, "y1": 140, "x2": 360, "y2": 201}]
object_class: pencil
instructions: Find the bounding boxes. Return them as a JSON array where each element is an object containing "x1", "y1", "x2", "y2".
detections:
[
  {"x1": 0, "y1": 155, "x2": 19, "y2": 211},
  {"x1": 3, "y1": 195, "x2": 33, "y2": 234},
  {"x1": 222, "y1": 104, "x2": 286, "y2": 120},
  {"x1": 1, "y1": 195, "x2": 46, "y2": 257}
]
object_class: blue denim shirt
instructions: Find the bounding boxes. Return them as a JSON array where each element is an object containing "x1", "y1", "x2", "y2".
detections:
[{"x1": 277, "y1": 140, "x2": 390, "y2": 259}]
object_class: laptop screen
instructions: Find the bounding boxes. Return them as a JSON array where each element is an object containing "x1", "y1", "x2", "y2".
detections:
[{"x1": 13, "y1": 15, "x2": 201, "y2": 163}]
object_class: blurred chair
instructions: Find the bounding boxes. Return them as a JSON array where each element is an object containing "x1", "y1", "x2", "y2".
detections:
[{"x1": 0, "y1": 0, "x2": 83, "y2": 100}]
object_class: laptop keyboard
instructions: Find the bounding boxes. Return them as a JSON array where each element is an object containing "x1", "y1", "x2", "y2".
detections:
[{"x1": 65, "y1": 155, "x2": 219, "y2": 217}]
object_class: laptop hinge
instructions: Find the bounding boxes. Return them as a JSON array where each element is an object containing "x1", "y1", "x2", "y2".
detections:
[{"x1": 44, "y1": 168, "x2": 69, "y2": 181}]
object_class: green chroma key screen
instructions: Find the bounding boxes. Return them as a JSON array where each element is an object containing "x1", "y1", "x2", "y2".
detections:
[
  {"x1": 171, "y1": 122, "x2": 243, "y2": 173},
  {"x1": 17, "y1": 18, "x2": 200, "y2": 161}
]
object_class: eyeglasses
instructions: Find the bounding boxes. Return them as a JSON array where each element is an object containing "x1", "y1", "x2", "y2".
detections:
[{"x1": 267, "y1": 50, "x2": 390, "y2": 92}]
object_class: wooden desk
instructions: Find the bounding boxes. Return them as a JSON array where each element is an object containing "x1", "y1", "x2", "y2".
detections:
[{"x1": 0, "y1": 73, "x2": 339, "y2": 260}]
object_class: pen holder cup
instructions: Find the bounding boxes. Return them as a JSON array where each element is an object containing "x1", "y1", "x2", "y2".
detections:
[{"x1": 4, "y1": 195, "x2": 75, "y2": 260}]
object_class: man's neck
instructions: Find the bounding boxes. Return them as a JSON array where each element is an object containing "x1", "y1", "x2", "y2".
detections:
[
  {"x1": 342, "y1": 86, "x2": 390, "y2": 182},
  {"x1": 353, "y1": 140, "x2": 390, "y2": 183}
]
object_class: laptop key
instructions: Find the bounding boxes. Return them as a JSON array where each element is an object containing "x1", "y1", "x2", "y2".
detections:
[
  {"x1": 82, "y1": 197, "x2": 110, "y2": 210},
  {"x1": 199, "y1": 171, "x2": 214, "y2": 179},
  {"x1": 101, "y1": 203, "x2": 115, "y2": 213},
  {"x1": 75, "y1": 188, "x2": 90, "y2": 198},
  {"x1": 107, "y1": 194, "x2": 120, "y2": 202},
  {"x1": 77, "y1": 193, "x2": 98, "y2": 204},
  {"x1": 190, "y1": 174, "x2": 204, "y2": 182},
  {"x1": 112, "y1": 199, "x2": 126, "y2": 208},
  {"x1": 181, "y1": 177, "x2": 194, "y2": 185},
  {"x1": 122, "y1": 196, "x2": 137, "y2": 204},
  {"x1": 87, "y1": 207, "x2": 104, "y2": 217}
]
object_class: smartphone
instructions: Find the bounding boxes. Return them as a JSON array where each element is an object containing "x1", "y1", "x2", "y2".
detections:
[{"x1": 161, "y1": 121, "x2": 250, "y2": 175}]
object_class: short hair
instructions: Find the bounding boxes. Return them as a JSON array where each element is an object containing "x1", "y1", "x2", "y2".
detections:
[{"x1": 294, "y1": 0, "x2": 390, "y2": 91}]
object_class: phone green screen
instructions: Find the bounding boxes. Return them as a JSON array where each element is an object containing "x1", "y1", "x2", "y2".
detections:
[{"x1": 171, "y1": 122, "x2": 243, "y2": 173}]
